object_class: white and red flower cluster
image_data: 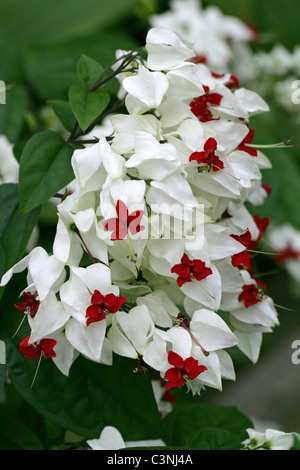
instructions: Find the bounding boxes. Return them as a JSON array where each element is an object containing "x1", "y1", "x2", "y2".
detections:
[{"x1": 1, "y1": 27, "x2": 278, "y2": 395}]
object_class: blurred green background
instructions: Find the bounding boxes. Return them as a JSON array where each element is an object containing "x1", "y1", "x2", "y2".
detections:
[{"x1": 1, "y1": 0, "x2": 300, "y2": 448}]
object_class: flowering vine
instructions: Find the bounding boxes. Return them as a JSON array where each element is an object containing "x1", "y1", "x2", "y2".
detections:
[{"x1": 0, "y1": 24, "x2": 283, "y2": 400}]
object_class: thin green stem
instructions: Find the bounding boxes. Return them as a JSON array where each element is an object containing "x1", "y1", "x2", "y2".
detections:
[
  {"x1": 74, "y1": 229, "x2": 96, "y2": 264},
  {"x1": 30, "y1": 355, "x2": 43, "y2": 388},
  {"x1": 11, "y1": 314, "x2": 27, "y2": 339},
  {"x1": 69, "y1": 99, "x2": 124, "y2": 142}
]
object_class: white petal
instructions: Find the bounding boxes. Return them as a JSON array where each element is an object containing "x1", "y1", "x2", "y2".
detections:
[
  {"x1": 123, "y1": 65, "x2": 169, "y2": 108},
  {"x1": 115, "y1": 305, "x2": 155, "y2": 353},
  {"x1": 216, "y1": 350, "x2": 236, "y2": 381},
  {"x1": 87, "y1": 426, "x2": 126, "y2": 450},
  {"x1": 52, "y1": 331, "x2": 78, "y2": 376},
  {"x1": 71, "y1": 143, "x2": 103, "y2": 189},
  {"x1": 0, "y1": 249, "x2": 36, "y2": 287},
  {"x1": 71, "y1": 263, "x2": 114, "y2": 296},
  {"x1": 99, "y1": 137, "x2": 125, "y2": 180},
  {"x1": 107, "y1": 318, "x2": 137, "y2": 359},
  {"x1": 142, "y1": 332, "x2": 170, "y2": 372},
  {"x1": 234, "y1": 330, "x2": 263, "y2": 363},
  {"x1": 190, "y1": 309, "x2": 238, "y2": 351},
  {"x1": 146, "y1": 27, "x2": 195, "y2": 70},
  {"x1": 234, "y1": 88, "x2": 270, "y2": 115},
  {"x1": 28, "y1": 249, "x2": 65, "y2": 300},
  {"x1": 65, "y1": 317, "x2": 106, "y2": 362},
  {"x1": 29, "y1": 292, "x2": 70, "y2": 343},
  {"x1": 181, "y1": 264, "x2": 222, "y2": 310}
]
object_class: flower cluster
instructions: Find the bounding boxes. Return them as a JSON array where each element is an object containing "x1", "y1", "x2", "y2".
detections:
[
  {"x1": 1, "y1": 26, "x2": 279, "y2": 395},
  {"x1": 267, "y1": 223, "x2": 300, "y2": 285},
  {"x1": 149, "y1": 0, "x2": 256, "y2": 71}
]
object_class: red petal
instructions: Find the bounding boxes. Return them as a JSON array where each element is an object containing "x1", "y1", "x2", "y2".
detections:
[
  {"x1": 231, "y1": 251, "x2": 252, "y2": 270},
  {"x1": 164, "y1": 367, "x2": 183, "y2": 382},
  {"x1": 192, "y1": 260, "x2": 212, "y2": 281},
  {"x1": 204, "y1": 137, "x2": 218, "y2": 153},
  {"x1": 187, "y1": 365, "x2": 207, "y2": 380},
  {"x1": 167, "y1": 351, "x2": 184, "y2": 369},
  {"x1": 176, "y1": 275, "x2": 192, "y2": 287},
  {"x1": 165, "y1": 376, "x2": 185, "y2": 391},
  {"x1": 211, "y1": 154, "x2": 224, "y2": 171},
  {"x1": 231, "y1": 230, "x2": 252, "y2": 249},
  {"x1": 207, "y1": 92, "x2": 223, "y2": 106},
  {"x1": 227, "y1": 75, "x2": 240, "y2": 89},
  {"x1": 180, "y1": 253, "x2": 193, "y2": 265},
  {"x1": 189, "y1": 151, "x2": 210, "y2": 165},
  {"x1": 103, "y1": 294, "x2": 127, "y2": 313},
  {"x1": 91, "y1": 289, "x2": 104, "y2": 305},
  {"x1": 171, "y1": 263, "x2": 191, "y2": 279},
  {"x1": 19, "y1": 336, "x2": 41, "y2": 359},
  {"x1": 40, "y1": 338, "x2": 57, "y2": 358},
  {"x1": 183, "y1": 356, "x2": 198, "y2": 374},
  {"x1": 86, "y1": 304, "x2": 105, "y2": 323}
]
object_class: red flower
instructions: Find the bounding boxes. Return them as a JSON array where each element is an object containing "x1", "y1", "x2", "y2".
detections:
[
  {"x1": 189, "y1": 54, "x2": 207, "y2": 64},
  {"x1": 103, "y1": 200, "x2": 145, "y2": 241},
  {"x1": 211, "y1": 72, "x2": 240, "y2": 89},
  {"x1": 171, "y1": 253, "x2": 212, "y2": 287},
  {"x1": 189, "y1": 137, "x2": 224, "y2": 171},
  {"x1": 14, "y1": 292, "x2": 40, "y2": 318},
  {"x1": 19, "y1": 336, "x2": 57, "y2": 359},
  {"x1": 86, "y1": 289, "x2": 127, "y2": 326},
  {"x1": 238, "y1": 129, "x2": 257, "y2": 157},
  {"x1": 164, "y1": 351, "x2": 207, "y2": 391},
  {"x1": 230, "y1": 216, "x2": 270, "y2": 271},
  {"x1": 275, "y1": 243, "x2": 300, "y2": 265},
  {"x1": 252, "y1": 215, "x2": 269, "y2": 247},
  {"x1": 230, "y1": 230, "x2": 253, "y2": 271},
  {"x1": 190, "y1": 85, "x2": 222, "y2": 122},
  {"x1": 227, "y1": 75, "x2": 240, "y2": 89},
  {"x1": 238, "y1": 284, "x2": 263, "y2": 308},
  {"x1": 262, "y1": 184, "x2": 272, "y2": 196}
]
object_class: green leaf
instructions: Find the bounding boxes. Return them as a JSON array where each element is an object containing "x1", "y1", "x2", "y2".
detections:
[
  {"x1": 291, "y1": 435, "x2": 300, "y2": 450},
  {"x1": 0, "y1": 0, "x2": 141, "y2": 46},
  {"x1": 49, "y1": 99, "x2": 77, "y2": 133},
  {"x1": 0, "y1": 84, "x2": 27, "y2": 143},
  {"x1": 18, "y1": 130, "x2": 75, "y2": 214},
  {"x1": 24, "y1": 31, "x2": 139, "y2": 100},
  {"x1": 6, "y1": 339, "x2": 163, "y2": 440},
  {"x1": 162, "y1": 403, "x2": 253, "y2": 450},
  {"x1": 0, "y1": 383, "x2": 45, "y2": 450},
  {"x1": 13, "y1": 141, "x2": 26, "y2": 164},
  {"x1": 0, "y1": 365, "x2": 6, "y2": 397},
  {"x1": 0, "y1": 404, "x2": 44, "y2": 449},
  {"x1": 0, "y1": 184, "x2": 40, "y2": 297},
  {"x1": 68, "y1": 84, "x2": 110, "y2": 132},
  {"x1": 77, "y1": 54, "x2": 104, "y2": 88}
]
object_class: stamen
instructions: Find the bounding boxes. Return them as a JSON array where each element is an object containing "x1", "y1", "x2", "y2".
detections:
[
  {"x1": 180, "y1": 320, "x2": 209, "y2": 356},
  {"x1": 246, "y1": 137, "x2": 297, "y2": 149},
  {"x1": 30, "y1": 354, "x2": 43, "y2": 388},
  {"x1": 11, "y1": 315, "x2": 27, "y2": 339}
]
